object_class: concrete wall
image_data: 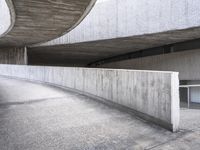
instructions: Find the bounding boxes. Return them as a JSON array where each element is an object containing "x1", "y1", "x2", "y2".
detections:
[
  {"x1": 100, "y1": 49, "x2": 200, "y2": 104},
  {"x1": 101, "y1": 49, "x2": 200, "y2": 81},
  {"x1": 39, "y1": 0, "x2": 200, "y2": 46},
  {"x1": 0, "y1": 47, "x2": 27, "y2": 65},
  {"x1": 0, "y1": 64, "x2": 179, "y2": 132}
]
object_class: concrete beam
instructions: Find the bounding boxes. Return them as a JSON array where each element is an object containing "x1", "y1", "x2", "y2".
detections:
[{"x1": 88, "y1": 38, "x2": 200, "y2": 67}]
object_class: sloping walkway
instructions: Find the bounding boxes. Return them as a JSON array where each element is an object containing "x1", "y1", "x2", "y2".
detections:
[{"x1": 0, "y1": 76, "x2": 199, "y2": 150}]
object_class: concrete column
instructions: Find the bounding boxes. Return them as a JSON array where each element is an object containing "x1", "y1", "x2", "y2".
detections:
[{"x1": 0, "y1": 47, "x2": 27, "y2": 65}]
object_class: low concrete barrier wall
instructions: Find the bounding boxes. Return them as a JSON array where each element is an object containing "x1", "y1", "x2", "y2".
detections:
[{"x1": 0, "y1": 64, "x2": 180, "y2": 132}]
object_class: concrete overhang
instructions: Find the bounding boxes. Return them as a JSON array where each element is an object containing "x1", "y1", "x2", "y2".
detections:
[
  {"x1": 28, "y1": 0, "x2": 200, "y2": 66},
  {"x1": 0, "y1": 0, "x2": 96, "y2": 48}
]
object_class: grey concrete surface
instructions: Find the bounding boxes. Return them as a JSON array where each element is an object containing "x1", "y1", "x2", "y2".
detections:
[
  {"x1": 180, "y1": 107, "x2": 200, "y2": 131},
  {"x1": 100, "y1": 49, "x2": 200, "y2": 107},
  {"x1": 0, "y1": 76, "x2": 199, "y2": 150},
  {"x1": 152, "y1": 107, "x2": 200, "y2": 150},
  {"x1": 0, "y1": 64, "x2": 180, "y2": 131},
  {"x1": 28, "y1": 0, "x2": 200, "y2": 66},
  {"x1": 40, "y1": 0, "x2": 200, "y2": 46},
  {"x1": 0, "y1": 0, "x2": 96, "y2": 47},
  {"x1": 0, "y1": 47, "x2": 27, "y2": 65},
  {"x1": 100, "y1": 49, "x2": 200, "y2": 81}
]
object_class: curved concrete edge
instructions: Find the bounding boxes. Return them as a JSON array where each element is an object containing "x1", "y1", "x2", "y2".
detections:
[
  {"x1": 0, "y1": 74, "x2": 176, "y2": 132},
  {"x1": 59, "y1": 0, "x2": 97, "y2": 39},
  {"x1": 31, "y1": 0, "x2": 97, "y2": 47},
  {"x1": 0, "y1": 64, "x2": 180, "y2": 132},
  {"x1": 0, "y1": 0, "x2": 15, "y2": 38},
  {"x1": 34, "y1": 0, "x2": 200, "y2": 47}
]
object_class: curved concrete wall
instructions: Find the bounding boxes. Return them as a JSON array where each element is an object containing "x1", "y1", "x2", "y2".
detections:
[
  {"x1": 0, "y1": 64, "x2": 179, "y2": 132},
  {"x1": 0, "y1": 0, "x2": 13, "y2": 37},
  {"x1": 39, "y1": 0, "x2": 200, "y2": 46}
]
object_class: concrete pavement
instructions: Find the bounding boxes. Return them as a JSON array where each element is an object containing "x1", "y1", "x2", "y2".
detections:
[{"x1": 0, "y1": 76, "x2": 199, "y2": 150}]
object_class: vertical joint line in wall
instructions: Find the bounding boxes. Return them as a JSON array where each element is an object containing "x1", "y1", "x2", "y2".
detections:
[{"x1": 24, "y1": 46, "x2": 28, "y2": 65}]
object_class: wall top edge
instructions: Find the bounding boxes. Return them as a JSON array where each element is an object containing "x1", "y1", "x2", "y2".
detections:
[{"x1": 0, "y1": 64, "x2": 179, "y2": 74}]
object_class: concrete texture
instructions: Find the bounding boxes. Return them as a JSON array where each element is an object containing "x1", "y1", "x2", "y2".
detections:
[
  {"x1": 0, "y1": 76, "x2": 199, "y2": 150},
  {"x1": 0, "y1": 0, "x2": 96, "y2": 47},
  {"x1": 100, "y1": 49, "x2": 200, "y2": 81},
  {"x1": 100, "y1": 48, "x2": 200, "y2": 106},
  {"x1": 100, "y1": 49, "x2": 200, "y2": 105},
  {"x1": 153, "y1": 107, "x2": 200, "y2": 150},
  {"x1": 0, "y1": 64, "x2": 180, "y2": 131},
  {"x1": 28, "y1": 0, "x2": 200, "y2": 66},
  {"x1": 40, "y1": 0, "x2": 200, "y2": 46},
  {"x1": 0, "y1": 47, "x2": 27, "y2": 65}
]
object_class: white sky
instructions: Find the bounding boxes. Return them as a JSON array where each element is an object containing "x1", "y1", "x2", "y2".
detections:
[
  {"x1": 97, "y1": 0, "x2": 110, "y2": 3},
  {"x1": 0, "y1": 0, "x2": 11, "y2": 36}
]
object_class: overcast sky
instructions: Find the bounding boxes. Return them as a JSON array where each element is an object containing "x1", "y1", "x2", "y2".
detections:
[{"x1": 0, "y1": 0, "x2": 11, "y2": 36}]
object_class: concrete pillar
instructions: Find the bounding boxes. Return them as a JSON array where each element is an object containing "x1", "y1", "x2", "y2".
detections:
[{"x1": 0, "y1": 47, "x2": 27, "y2": 65}]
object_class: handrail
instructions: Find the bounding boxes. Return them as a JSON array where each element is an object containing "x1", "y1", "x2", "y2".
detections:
[{"x1": 180, "y1": 85, "x2": 200, "y2": 88}]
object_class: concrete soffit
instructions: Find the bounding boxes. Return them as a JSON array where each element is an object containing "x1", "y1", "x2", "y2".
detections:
[
  {"x1": 0, "y1": 0, "x2": 15, "y2": 38},
  {"x1": 31, "y1": 0, "x2": 97, "y2": 47}
]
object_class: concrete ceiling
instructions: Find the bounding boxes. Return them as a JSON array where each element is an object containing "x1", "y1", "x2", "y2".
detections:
[
  {"x1": 28, "y1": 27, "x2": 200, "y2": 66},
  {"x1": 0, "y1": 0, "x2": 96, "y2": 48},
  {"x1": 27, "y1": 0, "x2": 200, "y2": 66}
]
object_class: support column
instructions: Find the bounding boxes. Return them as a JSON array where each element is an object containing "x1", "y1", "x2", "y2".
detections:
[{"x1": 0, "y1": 47, "x2": 27, "y2": 65}]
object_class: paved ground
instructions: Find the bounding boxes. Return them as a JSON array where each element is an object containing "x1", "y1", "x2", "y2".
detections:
[{"x1": 0, "y1": 77, "x2": 200, "y2": 150}]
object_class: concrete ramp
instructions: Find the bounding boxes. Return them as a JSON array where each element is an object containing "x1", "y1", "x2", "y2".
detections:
[
  {"x1": 0, "y1": 64, "x2": 180, "y2": 131},
  {"x1": 0, "y1": 77, "x2": 188, "y2": 149}
]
